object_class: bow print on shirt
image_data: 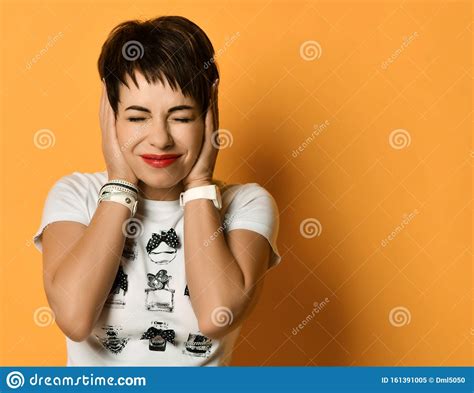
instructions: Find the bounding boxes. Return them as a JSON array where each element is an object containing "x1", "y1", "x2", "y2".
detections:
[
  {"x1": 140, "y1": 326, "x2": 176, "y2": 352},
  {"x1": 110, "y1": 265, "x2": 128, "y2": 294},
  {"x1": 105, "y1": 265, "x2": 128, "y2": 309},
  {"x1": 145, "y1": 228, "x2": 181, "y2": 264}
]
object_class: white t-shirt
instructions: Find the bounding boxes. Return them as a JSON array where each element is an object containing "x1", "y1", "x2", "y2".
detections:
[{"x1": 32, "y1": 170, "x2": 281, "y2": 366}]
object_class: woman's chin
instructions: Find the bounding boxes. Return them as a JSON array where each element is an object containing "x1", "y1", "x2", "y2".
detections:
[{"x1": 137, "y1": 173, "x2": 183, "y2": 188}]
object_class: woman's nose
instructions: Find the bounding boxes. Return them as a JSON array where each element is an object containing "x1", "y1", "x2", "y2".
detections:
[{"x1": 147, "y1": 123, "x2": 174, "y2": 148}]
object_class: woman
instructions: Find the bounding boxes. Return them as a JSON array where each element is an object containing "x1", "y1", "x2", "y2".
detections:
[{"x1": 33, "y1": 15, "x2": 281, "y2": 366}]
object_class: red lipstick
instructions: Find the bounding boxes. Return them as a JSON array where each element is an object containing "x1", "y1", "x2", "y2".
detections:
[{"x1": 141, "y1": 153, "x2": 182, "y2": 168}]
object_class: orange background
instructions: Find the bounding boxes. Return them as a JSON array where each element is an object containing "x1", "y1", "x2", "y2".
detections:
[{"x1": 0, "y1": 0, "x2": 472, "y2": 366}]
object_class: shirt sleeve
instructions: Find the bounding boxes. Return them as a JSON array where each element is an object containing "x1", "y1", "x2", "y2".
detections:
[
  {"x1": 223, "y1": 183, "x2": 282, "y2": 270},
  {"x1": 32, "y1": 172, "x2": 91, "y2": 254}
]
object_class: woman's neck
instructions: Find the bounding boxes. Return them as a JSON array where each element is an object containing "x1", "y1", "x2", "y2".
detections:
[{"x1": 137, "y1": 180, "x2": 184, "y2": 201}]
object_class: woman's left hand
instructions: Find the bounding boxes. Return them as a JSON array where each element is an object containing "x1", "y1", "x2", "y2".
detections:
[{"x1": 182, "y1": 79, "x2": 220, "y2": 190}]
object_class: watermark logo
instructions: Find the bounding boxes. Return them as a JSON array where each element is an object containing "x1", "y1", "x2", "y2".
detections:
[
  {"x1": 122, "y1": 40, "x2": 144, "y2": 61},
  {"x1": 292, "y1": 297, "x2": 331, "y2": 335},
  {"x1": 381, "y1": 209, "x2": 419, "y2": 247},
  {"x1": 33, "y1": 129, "x2": 55, "y2": 150},
  {"x1": 211, "y1": 306, "x2": 233, "y2": 327},
  {"x1": 203, "y1": 212, "x2": 236, "y2": 247},
  {"x1": 33, "y1": 306, "x2": 55, "y2": 327},
  {"x1": 211, "y1": 129, "x2": 233, "y2": 149},
  {"x1": 6, "y1": 371, "x2": 25, "y2": 389},
  {"x1": 299, "y1": 218, "x2": 322, "y2": 238},
  {"x1": 292, "y1": 120, "x2": 330, "y2": 158},
  {"x1": 389, "y1": 129, "x2": 411, "y2": 150},
  {"x1": 299, "y1": 40, "x2": 322, "y2": 61},
  {"x1": 122, "y1": 218, "x2": 144, "y2": 239},
  {"x1": 25, "y1": 32, "x2": 64, "y2": 71},
  {"x1": 204, "y1": 32, "x2": 240, "y2": 69},
  {"x1": 389, "y1": 306, "x2": 411, "y2": 327},
  {"x1": 381, "y1": 32, "x2": 419, "y2": 70}
]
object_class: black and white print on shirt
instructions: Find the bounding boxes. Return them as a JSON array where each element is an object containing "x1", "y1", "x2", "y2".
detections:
[
  {"x1": 122, "y1": 238, "x2": 138, "y2": 261},
  {"x1": 182, "y1": 333, "x2": 213, "y2": 358},
  {"x1": 140, "y1": 321, "x2": 176, "y2": 352},
  {"x1": 95, "y1": 325, "x2": 130, "y2": 355},
  {"x1": 184, "y1": 284, "x2": 190, "y2": 297},
  {"x1": 144, "y1": 269, "x2": 176, "y2": 312},
  {"x1": 104, "y1": 265, "x2": 128, "y2": 309},
  {"x1": 145, "y1": 228, "x2": 181, "y2": 264}
]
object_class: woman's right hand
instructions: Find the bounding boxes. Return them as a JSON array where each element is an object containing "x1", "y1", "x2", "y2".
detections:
[{"x1": 99, "y1": 80, "x2": 138, "y2": 185}]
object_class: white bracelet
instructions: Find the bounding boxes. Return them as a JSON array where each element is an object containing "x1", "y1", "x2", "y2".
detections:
[
  {"x1": 179, "y1": 184, "x2": 222, "y2": 209},
  {"x1": 99, "y1": 184, "x2": 138, "y2": 198},
  {"x1": 99, "y1": 191, "x2": 138, "y2": 216},
  {"x1": 104, "y1": 179, "x2": 139, "y2": 193}
]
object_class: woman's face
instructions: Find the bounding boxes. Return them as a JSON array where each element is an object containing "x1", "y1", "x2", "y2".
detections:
[{"x1": 115, "y1": 71, "x2": 204, "y2": 189}]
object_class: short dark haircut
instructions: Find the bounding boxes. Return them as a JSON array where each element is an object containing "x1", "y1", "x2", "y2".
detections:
[{"x1": 97, "y1": 16, "x2": 219, "y2": 119}]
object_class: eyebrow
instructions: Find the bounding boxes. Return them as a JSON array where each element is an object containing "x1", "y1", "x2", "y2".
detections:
[{"x1": 125, "y1": 105, "x2": 195, "y2": 114}]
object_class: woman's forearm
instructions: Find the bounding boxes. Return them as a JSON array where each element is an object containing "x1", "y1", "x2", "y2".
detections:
[
  {"x1": 51, "y1": 200, "x2": 131, "y2": 338},
  {"x1": 183, "y1": 184, "x2": 249, "y2": 337}
]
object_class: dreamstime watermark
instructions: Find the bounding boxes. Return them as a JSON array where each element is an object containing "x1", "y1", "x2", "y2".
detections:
[
  {"x1": 211, "y1": 128, "x2": 233, "y2": 149},
  {"x1": 211, "y1": 306, "x2": 234, "y2": 327},
  {"x1": 122, "y1": 40, "x2": 144, "y2": 61},
  {"x1": 381, "y1": 209, "x2": 419, "y2": 247},
  {"x1": 299, "y1": 218, "x2": 322, "y2": 238},
  {"x1": 114, "y1": 122, "x2": 151, "y2": 158},
  {"x1": 203, "y1": 212, "x2": 237, "y2": 247},
  {"x1": 389, "y1": 128, "x2": 411, "y2": 149},
  {"x1": 122, "y1": 218, "x2": 144, "y2": 239},
  {"x1": 33, "y1": 129, "x2": 56, "y2": 149},
  {"x1": 388, "y1": 306, "x2": 411, "y2": 327},
  {"x1": 292, "y1": 297, "x2": 331, "y2": 335},
  {"x1": 25, "y1": 32, "x2": 64, "y2": 71},
  {"x1": 299, "y1": 40, "x2": 322, "y2": 61},
  {"x1": 292, "y1": 120, "x2": 330, "y2": 158},
  {"x1": 381, "y1": 32, "x2": 419, "y2": 70},
  {"x1": 33, "y1": 306, "x2": 55, "y2": 327},
  {"x1": 204, "y1": 32, "x2": 240, "y2": 69},
  {"x1": 5, "y1": 371, "x2": 146, "y2": 389}
]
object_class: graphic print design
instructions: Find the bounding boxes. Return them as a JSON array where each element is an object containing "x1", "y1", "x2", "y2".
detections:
[
  {"x1": 145, "y1": 269, "x2": 175, "y2": 312},
  {"x1": 105, "y1": 265, "x2": 128, "y2": 308},
  {"x1": 140, "y1": 321, "x2": 176, "y2": 352},
  {"x1": 184, "y1": 284, "x2": 190, "y2": 296},
  {"x1": 95, "y1": 325, "x2": 130, "y2": 354},
  {"x1": 182, "y1": 333, "x2": 213, "y2": 357},
  {"x1": 122, "y1": 238, "x2": 138, "y2": 261},
  {"x1": 145, "y1": 228, "x2": 180, "y2": 264}
]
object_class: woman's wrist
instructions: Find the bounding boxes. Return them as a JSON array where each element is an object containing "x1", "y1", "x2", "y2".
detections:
[
  {"x1": 107, "y1": 173, "x2": 139, "y2": 186},
  {"x1": 183, "y1": 178, "x2": 213, "y2": 191}
]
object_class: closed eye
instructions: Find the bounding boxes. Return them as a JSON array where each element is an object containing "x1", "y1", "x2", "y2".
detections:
[{"x1": 128, "y1": 118, "x2": 192, "y2": 123}]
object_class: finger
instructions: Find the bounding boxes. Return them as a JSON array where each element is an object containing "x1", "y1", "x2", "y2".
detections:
[
  {"x1": 101, "y1": 81, "x2": 110, "y2": 134},
  {"x1": 100, "y1": 81, "x2": 105, "y2": 124},
  {"x1": 106, "y1": 90, "x2": 120, "y2": 147},
  {"x1": 103, "y1": 86, "x2": 114, "y2": 142},
  {"x1": 212, "y1": 128, "x2": 220, "y2": 150},
  {"x1": 213, "y1": 82, "x2": 219, "y2": 130},
  {"x1": 103, "y1": 85, "x2": 115, "y2": 133},
  {"x1": 204, "y1": 96, "x2": 214, "y2": 136}
]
